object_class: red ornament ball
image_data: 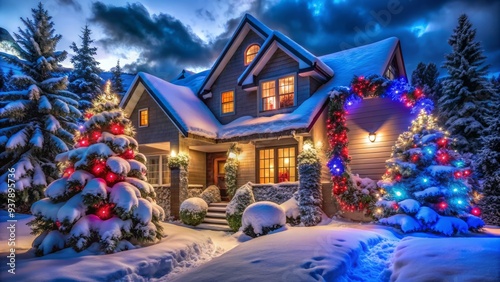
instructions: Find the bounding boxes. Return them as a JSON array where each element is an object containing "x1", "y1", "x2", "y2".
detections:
[
  {"x1": 110, "y1": 123, "x2": 124, "y2": 135},
  {"x1": 96, "y1": 204, "x2": 115, "y2": 220},
  {"x1": 84, "y1": 112, "x2": 93, "y2": 119},
  {"x1": 79, "y1": 137, "x2": 90, "y2": 147},
  {"x1": 55, "y1": 220, "x2": 61, "y2": 229},
  {"x1": 91, "y1": 131, "x2": 102, "y2": 141},
  {"x1": 92, "y1": 163, "x2": 106, "y2": 176},
  {"x1": 63, "y1": 167, "x2": 75, "y2": 178},
  {"x1": 105, "y1": 171, "x2": 119, "y2": 184},
  {"x1": 121, "y1": 149, "x2": 135, "y2": 159},
  {"x1": 439, "y1": 202, "x2": 448, "y2": 210},
  {"x1": 471, "y1": 207, "x2": 481, "y2": 216}
]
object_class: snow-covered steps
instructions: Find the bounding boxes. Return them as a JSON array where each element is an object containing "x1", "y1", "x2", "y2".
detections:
[{"x1": 196, "y1": 202, "x2": 231, "y2": 232}]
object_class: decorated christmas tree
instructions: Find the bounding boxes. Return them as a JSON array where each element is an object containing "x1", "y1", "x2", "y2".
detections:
[
  {"x1": 375, "y1": 110, "x2": 484, "y2": 235},
  {"x1": 29, "y1": 82, "x2": 164, "y2": 256}
]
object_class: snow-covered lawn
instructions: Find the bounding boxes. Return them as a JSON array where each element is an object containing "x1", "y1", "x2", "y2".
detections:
[{"x1": 1, "y1": 211, "x2": 499, "y2": 281}]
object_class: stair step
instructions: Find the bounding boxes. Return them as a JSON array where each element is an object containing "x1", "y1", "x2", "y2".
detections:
[
  {"x1": 209, "y1": 202, "x2": 229, "y2": 207},
  {"x1": 208, "y1": 206, "x2": 226, "y2": 212},
  {"x1": 194, "y1": 223, "x2": 232, "y2": 232},
  {"x1": 206, "y1": 212, "x2": 226, "y2": 219},
  {"x1": 203, "y1": 217, "x2": 229, "y2": 225}
]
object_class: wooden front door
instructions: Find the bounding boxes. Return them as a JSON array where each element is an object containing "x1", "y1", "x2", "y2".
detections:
[{"x1": 214, "y1": 158, "x2": 228, "y2": 201}]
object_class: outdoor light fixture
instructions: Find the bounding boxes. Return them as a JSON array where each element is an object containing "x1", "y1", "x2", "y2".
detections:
[
  {"x1": 368, "y1": 132, "x2": 377, "y2": 143},
  {"x1": 228, "y1": 152, "x2": 237, "y2": 159},
  {"x1": 170, "y1": 150, "x2": 177, "y2": 157}
]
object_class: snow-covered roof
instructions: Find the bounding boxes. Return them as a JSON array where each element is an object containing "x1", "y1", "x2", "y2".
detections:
[{"x1": 238, "y1": 31, "x2": 333, "y2": 87}]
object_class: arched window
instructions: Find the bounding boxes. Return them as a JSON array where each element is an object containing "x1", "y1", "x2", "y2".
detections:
[{"x1": 245, "y1": 44, "x2": 260, "y2": 65}]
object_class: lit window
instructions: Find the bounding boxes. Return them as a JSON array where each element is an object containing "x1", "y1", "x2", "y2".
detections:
[
  {"x1": 146, "y1": 156, "x2": 159, "y2": 185},
  {"x1": 139, "y1": 109, "x2": 148, "y2": 127},
  {"x1": 221, "y1": 91, "x2": 234, "y2": 114},
  {"x1": 278, "y1": 76, "x2": 294, "y2": 108},
  {"x1": 258, "y1": 146, "x2": 297, "y2": 183},
  {"x1": 261, "y1": 81, "x2": 276, "y2": 111},
  {"x1": 259, "y1": 149, "x2": 274, "y2": 184},
  {"x1": 245, "y1": 44, "x2": 260, "y2": 65}
]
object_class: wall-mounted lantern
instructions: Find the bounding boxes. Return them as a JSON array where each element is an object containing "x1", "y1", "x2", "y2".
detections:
[{"x1": 368, "y1": 132, "x2": 377, "y2": 143}]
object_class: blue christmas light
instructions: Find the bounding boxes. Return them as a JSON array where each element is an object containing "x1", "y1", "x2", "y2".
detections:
[
  {"x1": 395, "y1": 191, "x2": 402, "y2": 197},
  {"x1": 423, "y1": 145, "x2": 436, "y2": 156},
  {"x1": 453, "y1": 160, "x2": 465, "y2": 168},
  {"x1": 327, "y1": 156, "x2": 345, "y2": 176}
]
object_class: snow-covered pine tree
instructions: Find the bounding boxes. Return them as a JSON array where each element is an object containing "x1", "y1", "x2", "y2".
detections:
[
  {"x1": 224, "y1": 143, "x2": 240, "y2": 198},
  {"x1": 297, "y1": 140, "x2": 323, "y2": 226},
  {"x1": 0, "y1": 68, "x2": 5, "y2": 91},
  {"x1": 476, "y1": 118, "x2": 500, "y2": 225},
  {"x1": 375, "y1": 110, "x2": 484, "y2": 235},
  {"x1": 111, "y1": 60, "x2": 124, "y2": 95},
  {"x1": 69, "y1": 25, "x2": 102, "y2": 110},
  {"x1": 411, "y1": 62, "x2": 439, "y2": 103},
  {"x1": 439, "y1": 14, "x2": 497, "y2": 153},
  {"x1": 28, "y1": 81, "x2": 165, "y2": 256},
  {"x1": 0, "y1": 3, "x2": 81, "y2": 210},
  {"x1": 5, "y1": 68, "x2": 15, "y2": 90}
]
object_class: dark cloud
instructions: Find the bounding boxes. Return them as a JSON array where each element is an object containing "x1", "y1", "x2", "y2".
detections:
[
  {"x1": 89, "y1": 1, "x2": 216, "y2": 78},
  {"x1": 55, "y1": 0, "x2": 82, "y2": 12},
  {"x1": 87, "y1": 0, "x2": 500, "y2": 78},
  {"x1": 196, "y1": 8, "x2": 216, "y2": 22}
]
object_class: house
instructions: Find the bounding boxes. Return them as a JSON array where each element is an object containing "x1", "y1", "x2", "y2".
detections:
[{"x1": 120, "y1": 14, "x2": 413, "y2": 218}]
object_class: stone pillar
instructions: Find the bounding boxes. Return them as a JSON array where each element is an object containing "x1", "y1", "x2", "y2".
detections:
[{"x1": 170, "y1": 167, "x2": 180, "y2": 218}]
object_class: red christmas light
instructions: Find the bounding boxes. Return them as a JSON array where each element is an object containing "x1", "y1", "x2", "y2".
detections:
[
  {"x1": 84, "y1": 112, "x2": 93, "y2": 119},
  {"x1": 121, "y1": 149, "x2": 135, "y2": 159},
  {"x1": 454, "y1": 171, "x2": 463, "y2": 179},
  {"x1": 471, "y1": 207, "x2": 481, "y2": 216},
  {"x1": 63, "y1": 167, "x2": 75, "y2": 178},
  {"x1": 110, "y1": 123, "x2": 124, "y2": 135},
  {"x1": 96, "y1": 203, "x2": 115, "y2": 220},
  {"x1": 92, "y1": 163, "x2": 106, "y2": 176},
  {"x1": 55, "y1": 220, "x2": 61, "y2": 229},
  {"x1": 439, "y1": 202, "x2": 448, "y2": 210},
  {"x1": 392, "y1": 203, "x2": 399, "y2": 210},
  {"x1": 463, "y1": 169, "x2": 471, "y2": 177},
  {"x1": 436, "y1": 151, "x2": 450, "y2": 165},
  {"x1": 79, "y1": 137, "x2": 89, "y2": 147},
  {"x1": 395, "y1": 174, "x2": 402, "y2": 181},
  {"x1": 437, "y1": 138, "x2": 448, "y2": 148},
  {"x1": 105, "y1": 171, "x2": 118, "y2": 184},
  {"x1": 411, "y1": 154, "x2": 420, "y2": 163},
  {"x1": 91, "y1": 130, "x2": 102, "y2": 141}
]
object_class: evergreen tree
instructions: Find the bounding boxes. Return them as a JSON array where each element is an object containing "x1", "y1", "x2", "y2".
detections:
[
  {"x1": 297, "y1": 140, "x2": 323, "y2": 226},
  {"x1": 69, "y1": 25, "x2": 102, "y2": 109},
  {"x1": 5, "y1": 68, "x2": 15, "y2": 90},
  {"x1": 411, "y1": 62, "x2": 439, "y2": 103},
  {"x1": 376, "y1": 110, "x2": 484, "y2": 235},
  {"x1": 476, "y1": 118, "x2": 500, "y2": 225},
  {"x1": 0, "y1": 67, "x2": 5, "y2": 91},
  {"x1": 439, "y1": 14, "x2": 497, "y2": 153},
  {"x1": 0, "y1": 3, "x2": 81, "y2": 210},
  {"x1": 111, "y1": 60, "x2": 124, "y2": 94},
  {"x1": 29, "y1": 82, "x2": 165, "y2": 256}
]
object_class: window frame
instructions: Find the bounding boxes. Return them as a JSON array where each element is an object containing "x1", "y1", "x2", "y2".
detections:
[
  {"x1": 138, "y1": 108, "x2": 149, "y2": 128},
  {"x1": 256, "y1": 145, "x2": 298, "y2": 184},
  {"x1": 258, "y1": 73, "x2": 297, "y2": 113},
  {"x1": 244, "y1": 44, "x2": 260, "y2": 66},
  {"x1": 145, "y1": 154, "x2": 170, "y2": 187},
  {"x1": 220, "y1": 89, "x2": 235, "y2": 116}
]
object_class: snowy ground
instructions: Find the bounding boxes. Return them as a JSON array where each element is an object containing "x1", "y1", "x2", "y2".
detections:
[{"x1": 1, "y1": 211, "x2": 499, "y2": 281}]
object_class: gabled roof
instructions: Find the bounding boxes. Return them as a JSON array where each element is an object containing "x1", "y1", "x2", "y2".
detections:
[
  {"x1": 121, "y1": 37, "x2": 403, "y2": 142},
  {"x1": 238, "y1": 31, "x2": 333, "y2": 88},
  {"x1": 196, "y1": 14, "x2": 272, "y2": 96}
]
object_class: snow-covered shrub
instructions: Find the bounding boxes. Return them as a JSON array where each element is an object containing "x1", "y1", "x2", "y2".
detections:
[
  {"x1": 297, "y1": 140, "x2": 323, "y2": 226},
  {"x1": 200, "y1": 185, "x2": 221, "y2": 205},
  {"x1": 252, "y1": 183, "x2": 298, "y2": 204},
  {"x1": 167, "y1": 152, "x2": 189, "y2": 170},
  {"x1": 179, "y1": 197, "x2": 208, "y2": 226},
  {"x1": 349, "y1": 174, "x2": 379, "y2": 216},
  {"x1": 241, "y1": 201, "x2": 286, "y2": 238},
  {"x1": 280, "y1": 194, "x2": 300, "y2": 225},
  {"x1": 226, "y1": 183, "x2": 255, "y2": 231},
  {"x1": 224, "y1": 143, "x2": 240, "y2": 197}
]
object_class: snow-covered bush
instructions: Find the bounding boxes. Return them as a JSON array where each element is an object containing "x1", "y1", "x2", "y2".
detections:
[
  {"x1": 179, "y1": 197, "x2": 208, "y2": 226},
  {"x1": 252, "y1": 182, "x2": 298, "y2": 204},
  {"x1": 224, "y1": 143, "x2": 240, "y2": 197},
  {"x1": 28, "y1": 84, "x2": 164, "y2": 256},
  {"x1": 241, "y1": 201, "x2": 286, "y2": 238},
  {"x1": 167, "y1": 152, "x2": 189, "y2": 169},
  {"x1": 280, "y1": 195, "x2": 300, "y2": 226},
  {"x1": 297, "y1": 140, "x2": 323, "y2": 226},
  {"x1": 226, "y1": 183, "x2": 255, "y2": 231},
  {"x1": 200, "y1": 185, "x2": 221, "y2": 205}
]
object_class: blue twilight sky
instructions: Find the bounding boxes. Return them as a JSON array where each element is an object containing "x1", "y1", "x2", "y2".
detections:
[{"x1": 0, "y1": 0, "x2": 498, "y2": 80}]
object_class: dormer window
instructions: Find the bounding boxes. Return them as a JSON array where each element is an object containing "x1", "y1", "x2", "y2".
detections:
[
  {"x1": 245, "y1": 44, "x2": 260, "y2": 65},
  {"x1": 260, "y1": 75, "x2": 296, "y2": 112}
]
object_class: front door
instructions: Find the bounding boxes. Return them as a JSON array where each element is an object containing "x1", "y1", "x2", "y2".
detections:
[{"x1": 214, "y1": 158, "x2": 228, "y2": 201}]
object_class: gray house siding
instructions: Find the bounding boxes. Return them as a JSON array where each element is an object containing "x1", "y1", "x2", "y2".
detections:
[
  {"x1": 206, "y1": 29, "x2": 264, "y2": 125},
  {"x1": 346, "y1": 97, "x2": 414, "y2": 180},
  {"x1": 130, "y1": 90, "x2": 180, "y2": 145}
]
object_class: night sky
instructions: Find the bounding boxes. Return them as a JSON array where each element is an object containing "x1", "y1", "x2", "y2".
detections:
[{"x1": 0, "y1": 0, "x2": 498, "y2": 79}]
